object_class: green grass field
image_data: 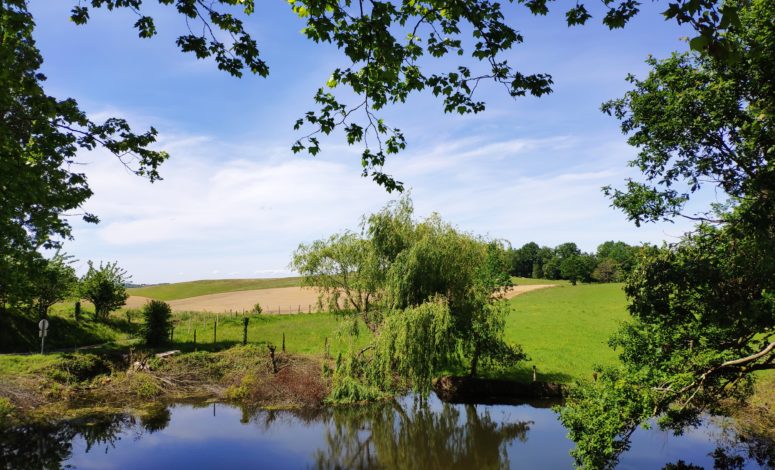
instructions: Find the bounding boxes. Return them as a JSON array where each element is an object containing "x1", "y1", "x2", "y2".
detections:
[
  {"x1": 168, "y1": 311, "x2": 370, "y2": 356},
  {"x1": 504, "y1": 283, "x2": 628, "y2": 383},
  {"x1": 127, "y1": 277, "x2": 302, "y2": 300},
  {"x1": 2, "y1": 278, "x2": 629, "y2": 386},
  {"x1": 511, "y1": 276, "x2": 570, "y2": 286}
]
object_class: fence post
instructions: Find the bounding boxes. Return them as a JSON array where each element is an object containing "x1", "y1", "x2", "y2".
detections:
[
  {"x1": 170, "y1": 326, "x2": 174, "y2": 342},
  {"x1": 193, "y1": 329, "x2": 197, "y2": 351},
  {"x1": 243, "y1": 317, "x2": 249, "y2": 346},
  {"x1": 213, "y1": 319, "x2": 217, "y2": 345},
  {"x1": 282, "y1": 332, "x2": 285, "y2": 352}
]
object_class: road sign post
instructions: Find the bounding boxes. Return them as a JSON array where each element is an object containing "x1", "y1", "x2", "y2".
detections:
[{"x1": 38, "y1": 319, "x2": 49, "y2": 354}]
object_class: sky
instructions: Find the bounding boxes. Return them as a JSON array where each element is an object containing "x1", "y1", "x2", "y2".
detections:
[{"x1": 28, "y1": 1, "x2": 717, "y2": 283}]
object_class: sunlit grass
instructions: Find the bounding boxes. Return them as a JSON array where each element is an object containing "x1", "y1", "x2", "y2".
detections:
[{"x1": 502, "y1": 283, "x2": 629, "y2": 383}]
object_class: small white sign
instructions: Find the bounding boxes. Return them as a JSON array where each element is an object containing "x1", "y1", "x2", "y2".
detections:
[{"x1": 38, "y1": 319, "x2": 49, "y2": 331}]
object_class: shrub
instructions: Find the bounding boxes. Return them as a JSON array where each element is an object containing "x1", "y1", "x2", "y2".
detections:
[
  {"x1": 252, "y1": 302, "x2": 262, "y2": 314},
  {"x1": 141, "y1": 300, "x2": 173, "y2": 347},
  {"x1": 79, "y1": 261, "x2": 129, "y2": 321},
  {"x1": 0, "y1": 397, "x2": 15, "y2": 426},
  {"x1": 47, "y1": 353, "x2": 112, "y2": 383}
]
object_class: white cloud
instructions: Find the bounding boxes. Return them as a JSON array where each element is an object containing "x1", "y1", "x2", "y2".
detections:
[{"x1": 66, "y1": 126, "x2": 701, "y2": 283}]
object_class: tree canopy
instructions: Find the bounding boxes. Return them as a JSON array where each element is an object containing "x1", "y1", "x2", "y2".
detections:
[
  {"x1": 561, "y1": 0, "x2": 775, "y2": 466},
  {"x1": 294, "y1": 196, "x2": 524, "y2": 399},
  {"x1": 15, "y1": 0, "x2": 746, "y2": 191},
  {"x1": 79, "y1": 261, "x2": 129, "y2": 321}
]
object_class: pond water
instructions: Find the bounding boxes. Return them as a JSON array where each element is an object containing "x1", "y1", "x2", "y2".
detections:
[{"x1": 1, "y1": 395, "x2": 771, "y2": 469}]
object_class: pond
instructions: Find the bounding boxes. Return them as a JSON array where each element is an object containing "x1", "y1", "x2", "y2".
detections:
[{"x1": 1, "y1": 395, "x2": 771, "y2": 469}]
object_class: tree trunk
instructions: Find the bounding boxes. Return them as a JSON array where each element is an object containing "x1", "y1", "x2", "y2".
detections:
[{"x1": 469, "y1": 345, "x2": 481, "y2": 377}]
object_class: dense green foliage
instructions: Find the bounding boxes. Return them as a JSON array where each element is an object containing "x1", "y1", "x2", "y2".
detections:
[
  {"x1": 0, "y1": 1, "x2": 167, "y2": 308},
  {"x1": 296, "y1": 197, "x2": 524, "y2": 398},
  {"x1": 79, "y1": 261, "x2": 129, "y2": 321},
  {"x1": 0, "y1": 251, "x2": 78, "y2": 319},
  {"x1": 140, "y1": 300, "x2": 173, "y2": 347},
  {"x1": 507, "y1": 240, "x2": 639, "y2": 285},
  {"x1": 562, "y1": 1, "x2": 775, "y2": 467}
]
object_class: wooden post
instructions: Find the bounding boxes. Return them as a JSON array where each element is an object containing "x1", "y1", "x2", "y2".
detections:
[
  {"x1": 193, "y1": 329, "x2": 197, "y2": 351},
  {"x1": 213, "y1": 319, "x2": 217, "y2": 345},
  {"x1": 298, "y1": 304, "x2": 300, "y2": 313},
  {"x1": 532, "y1": 365, "x2": 537, "y2": 382},
  {"x1": 324, "y1": 337, "x2": 329, "y2": 359},
  {"x1": 170, "y1": 326, "x2": 174, "y2": 342},
  {"x1": 308, "y1": 304, "x2": 311, "y2": 314},
  {"x1": 243, "y1": 317, "x2": 249, "y2": 346},
  {"x1": 282, "y1": 332, "x2": 285, "y2": 352},
  {"x1": 268, "y1": 344, "x2": 278, "y2": 373},
  {"x1": 74, "y1": 301, "x2": 81, "y2": 321}
]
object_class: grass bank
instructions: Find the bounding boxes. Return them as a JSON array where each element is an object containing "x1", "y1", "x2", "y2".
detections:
[{"x1": 128, "y1": 277, "x2": 302, "y2": 300}]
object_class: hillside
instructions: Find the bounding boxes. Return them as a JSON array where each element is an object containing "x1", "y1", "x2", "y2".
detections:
[{"x1": 127, "y1": 277, "x2": 302, "y2": 301}]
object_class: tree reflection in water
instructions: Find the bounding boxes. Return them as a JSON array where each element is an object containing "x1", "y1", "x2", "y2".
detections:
[
  {"x1": 279, "y1": 400, "x2": 532, "y2": 470},
  {"x1": 1, "y1": 400, "x2": 772, "y2": 470}
]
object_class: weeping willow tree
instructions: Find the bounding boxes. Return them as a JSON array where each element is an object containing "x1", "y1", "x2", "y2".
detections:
[{"x1": 294, "y1": 196, "x2": 525, "y2": 402}]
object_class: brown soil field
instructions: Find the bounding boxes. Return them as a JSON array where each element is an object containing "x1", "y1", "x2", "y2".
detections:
[
  {"x1": 126, "y1": 287, "x2": 323, "y2": 314},
  {"x1": 125, "y1": 284, "x2": 556, "y2": 314}
]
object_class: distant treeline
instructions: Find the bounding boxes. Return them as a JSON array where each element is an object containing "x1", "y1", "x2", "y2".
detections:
[{"x1": 505, "y1": 241, "x2": 639, "y2": 285}]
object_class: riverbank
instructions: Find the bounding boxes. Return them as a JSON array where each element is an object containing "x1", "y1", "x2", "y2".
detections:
[{"x1": 0, "y1": 346, "x2": 330, "y2": 426}]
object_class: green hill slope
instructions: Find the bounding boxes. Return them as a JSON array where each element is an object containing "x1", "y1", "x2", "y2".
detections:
[
  {"x1": 505, "y1": 283, "x2": 628, "y2": 383},
  {"x1": 128, "y1": 277, "x2": 302, "y2": 300}
]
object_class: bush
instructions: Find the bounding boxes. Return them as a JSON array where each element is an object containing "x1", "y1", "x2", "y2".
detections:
[
  {"x1": 141, "y1": 300, "x2": 173, "y2": 347},
  {"x1": 79, "y1": 261, "x2": 129, "y2": 321},
  {"x1": 252, "y1": 302, "x2": 262, "y2": 314},
  {"x1": 47, "y1": 353, "x2": 112, "y2": 383}
]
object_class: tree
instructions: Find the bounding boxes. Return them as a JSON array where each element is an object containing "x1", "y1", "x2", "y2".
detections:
[
  {"x1": 292, "y1": 231, "x2": 382, "y2": 320},
  {"x1": 559, "y1": 254, "x2": 596, "y2": 286},
  {"x1": 301, "y1": 196, "x2": 524, "y2": 400},
  {"x1": 561, "y1": 0, "x2": 775, "y2": 466},
  {"x1": 0, "y1": 1, "x2": 167, "y2": 310},
  {"x1": 79, "y1": 261, "x2": 129, "y2": 321},
  {"x1": 596, "y1": 241, "x2": 638, "y2": 275},
  {"x1": 29, "y1": 253, "x2": 78, "y2": 319},
  {"x1": 591, "y1": 258, "x2": 621, "y2": 283},
  {"x1": 141, "y1": 300, "x2": 173, "y2": 347},
  {"x1": 509, "y1": 242, "x2": 539, "y2": 278}
]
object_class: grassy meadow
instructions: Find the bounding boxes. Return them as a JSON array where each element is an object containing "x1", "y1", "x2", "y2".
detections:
[
  {"x1": 1, "y1": 278, "x2": 629, "y2": 386},
  {"x1": 504, "y1": 283, "x2": 629, "y2": 383},
  {"x1": 167, "y1": 311, "x2": 370, "y2": 356},
  {"x1": 127, "y1": 277, "x2": 302, "y2": 300}
]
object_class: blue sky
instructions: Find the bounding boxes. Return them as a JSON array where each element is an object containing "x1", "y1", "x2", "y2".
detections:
[{"x1": 29, "y1": 2, "x2": 715, "y2": 283}]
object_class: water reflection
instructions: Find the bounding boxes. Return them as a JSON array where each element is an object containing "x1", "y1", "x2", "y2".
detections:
[
  {"x1": 0, "y1": 397, "x2": 771, "y2": 469},
  {"x1": 305, "y1": 402, "x2": 531, "y2": 469}
]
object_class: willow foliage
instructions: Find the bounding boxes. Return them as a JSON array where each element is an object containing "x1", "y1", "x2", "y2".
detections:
[{"x1": 368, "y1": 298, "x2": 454, "y2": 396}]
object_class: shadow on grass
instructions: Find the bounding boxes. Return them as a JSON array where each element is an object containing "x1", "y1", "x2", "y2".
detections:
[{"x1": 0, "y1": 310, "x2": 135, "y2": 354}]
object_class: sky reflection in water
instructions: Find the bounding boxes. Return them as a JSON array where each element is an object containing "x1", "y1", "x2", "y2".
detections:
[{"x1": 1, "y1": 395, "x2": 770, "y2": 469}]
